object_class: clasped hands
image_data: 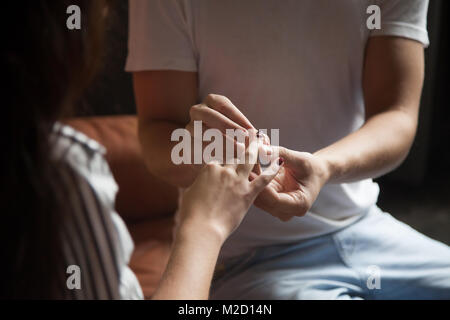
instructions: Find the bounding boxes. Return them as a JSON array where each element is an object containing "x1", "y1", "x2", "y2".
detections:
[{"x1": 186, "y1": 94, "x2": 331, "y2": 221}]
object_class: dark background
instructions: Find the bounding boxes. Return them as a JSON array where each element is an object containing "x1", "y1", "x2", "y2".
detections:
[{"x1": 81, "y1": 1, "x2": 450, "y2": 244}]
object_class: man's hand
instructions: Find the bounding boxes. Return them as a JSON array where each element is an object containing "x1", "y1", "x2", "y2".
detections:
[
  {"x1": 254, "y1": 37, "x2": 424, "y2": 221},
  {"x1": 186, "y1": 94, "x2": 271, "y2": 168},
  {"x1": 187, "y1": 94, "x2": 254, "y2": 135},
  {"x1": 253, "y1": 147, "x2": 330, "y2": 221},
  {"x1": 184, "y1": 94, "x2": 330, "y2": 222}
]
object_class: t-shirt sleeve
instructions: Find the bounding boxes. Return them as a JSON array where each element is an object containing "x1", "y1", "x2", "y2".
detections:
[
  {"x1": 370, "y1": 0, "x2": 429, "y2": 47},
  {"x1": 125, "y1": 0, "x2": 197, "y2": 72}
]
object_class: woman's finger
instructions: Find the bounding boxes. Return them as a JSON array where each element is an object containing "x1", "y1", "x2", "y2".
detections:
[
  {"x1": 236, "y1": 130, "x2": 259, "y2": 177},
  {"x1": 204, "y1": 94, "x2": 255, "y2": 130},
  {"x1": 224, "y1": 158, "x2": 240, "y2": 170},
  {"x1": 250, "y1": 157, "x2": 284, "y2": 195}
]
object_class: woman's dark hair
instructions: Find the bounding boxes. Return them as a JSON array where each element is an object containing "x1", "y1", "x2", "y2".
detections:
[{"x1": 1, "y1": 0, "x2": 109, "y2": 299}]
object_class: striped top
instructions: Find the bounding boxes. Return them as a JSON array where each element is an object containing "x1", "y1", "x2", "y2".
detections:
[{"x1": 51, "y1": 123, "x2": 143, "y2": 300}]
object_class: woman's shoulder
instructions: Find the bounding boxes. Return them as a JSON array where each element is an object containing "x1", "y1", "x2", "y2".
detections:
[
  {"x1": 51, "y1": 122, "x2": 118, "y2": 203},
  {"x1": 51, "y1": 122, "x2": 143, "y2": 299},
  {"x1": 51, "y1": 122, "x2": 106, "y2": 168}
]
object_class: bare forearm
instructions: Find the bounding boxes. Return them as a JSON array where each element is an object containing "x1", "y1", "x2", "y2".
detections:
[
  {"x1": 152, "y1": 221, "x2": 223, "y2": 300},
  {"x1": 315, "y1": 108, "x2": 417, "y2": 184},
  {"x1": 138, "y1": 120, "x2": 199, "y2": 188}
]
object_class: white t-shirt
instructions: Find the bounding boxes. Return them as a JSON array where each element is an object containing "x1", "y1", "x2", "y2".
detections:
[{"x1": 126, "y1": 0, "x2": 429, "y2": 259}]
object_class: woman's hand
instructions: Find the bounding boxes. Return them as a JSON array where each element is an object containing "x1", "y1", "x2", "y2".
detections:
[
  {"x1": 178, "y1": 132, "x2": 283, "y2": 243},
  {"x1": 253, "y1": 147, "x2": 330, "y2": 221},
  {"x1": 154, "y1": 133, "x2": 282, "y2": 300}
]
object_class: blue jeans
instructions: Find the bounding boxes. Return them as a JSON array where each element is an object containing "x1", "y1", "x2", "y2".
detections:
[{"x1": 211, "y1": 206, "x2": 450, "y2": 299}]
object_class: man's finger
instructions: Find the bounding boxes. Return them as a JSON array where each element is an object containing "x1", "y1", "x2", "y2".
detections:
[
  {"x1": 236, "y1": 130, "x2": 259, "y2": 177},
  {"x1": 204, "y1": 94, "x2": 255, "y2": 130},
  {"x1": 250, "y1": 157, "x2": 284, "y2": 195},
  {"x1": 190, "y1": 104, "x2": 247, "y2": 134},
  {"x1": 255, "y1": 185, "x2": 300, "y2": 221}
]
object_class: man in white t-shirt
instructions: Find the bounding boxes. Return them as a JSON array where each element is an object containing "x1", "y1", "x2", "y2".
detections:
[{"x1": 126, "y1": 0, "x2": 450, "y2": 299}]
